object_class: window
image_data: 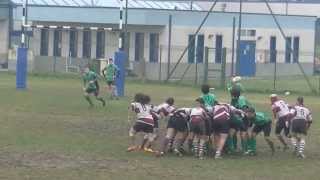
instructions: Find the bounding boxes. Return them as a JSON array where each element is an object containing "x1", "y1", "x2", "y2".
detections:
[
  {"x1": 96, "y1": 31, "x2": 105, "y2": 59},
  {"x1": 83, "y1": 30, "x2": 91, "y2": 58},
  {"x1": 293, "y1": 37, "x2": 300, "y2": 63},
  {"x1": 53, "y1": 29, "x2": 62, "y2": 57},
  {"x1": 196, "y1": 34, "x2": 204, "y2": 63},
  {"x1": 285, "y1": 37, "x2": 292, "y2": 63},
  {"x1": 240, "y1": 29, "x2": 256, "y2": 37},
  {"x1": 215, "y1": 35, "x2": 223, "y2": 63},
  {"x1": 188, "y1": 35, "x2": 195, "y2": 63},
  {"x1": 134, "y1": 33, "x2": 144, "y2": 62},
  {"x1": 69, "y1": 30, "x2": 78, "y2": 58},
  {"x1": 270, "y1": 36, "x2": 277, "y2": 63},
  {"x1": 149, "y1": 33, "x2": 159, "y2": 63},
  {"x1": 40, "y1": 29, "x2": 49, "y2": 56}
]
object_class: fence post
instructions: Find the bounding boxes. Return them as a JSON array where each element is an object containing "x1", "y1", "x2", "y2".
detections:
[
  {"x1": 159, "y1": 45, "x2": 162, "y2": 81},
  {"x1": 203, "y1": 46, "x2": 209, "y2": 84},
  {"x1": 220, "y1": 48, "x2": 227, "y2": 89}
]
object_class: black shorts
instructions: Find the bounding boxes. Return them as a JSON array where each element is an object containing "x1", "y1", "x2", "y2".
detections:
[
  {"x1": 190, "y1": 119, "x2": 206, "y2": 135},
  {"x1": 154, "y1": 118, "x2": 159, "y2": 129},
  {"x1": 275, "y1": 116, "x2": 290, "y2": 136},
  {"x1": 107, "y1": 81, "x2": 114, "y2": 86},
  {"x1": 253, "y1": 122, "x2": 271, "y2": 137},
  {"x1": 133, "y1": 122, "x2": 153, "y2": 134},
  {"x1": 86, "y1": 88, "x2": 99, "y2": 96},
  {"x1": 239, "y1": 117, "x2": 250, "y2": 132},
  {"x1": 291, "y1": 119, "x2": 307, "y2": 135},
  {"x1": 212, "y1": 119, "x2": 230, "y2": 134},
  {"x1": 167, "y1": 116, "x2": 188, "y2": 132}
]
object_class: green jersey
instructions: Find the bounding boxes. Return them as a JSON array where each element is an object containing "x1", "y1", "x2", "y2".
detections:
[
  {"x1": 231, "y1": 96, "x2": 250, "y2": 110},
  {"x1": 83, "y1": 71, "x2": 98, "y2": 90},
  {"x1": 252, "y1": 112, "x2": 271, "y2": 126},
  {"x1": 103, "y1": 64, "x2": 118, "y2": 82},
  {"x1": 201, "y1": 93, "x2": 217, "y2": 107},
  {"x1": 227, "y1": 82, "x2": 244, "y2": 92}
]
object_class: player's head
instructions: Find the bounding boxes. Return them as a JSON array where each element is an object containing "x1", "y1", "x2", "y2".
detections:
[
  {"x1": 134, "y1": 93, "x2": 144, "y2": 103},
  {"x1": 84, "y1": 66, "x2": 90, "y2": 73},
  {"x1": 195, "y1": 97, "x2": 205, "y2": 106},
  {"x1": 231, "y1": 87, "x2": 241, "y2": 99},
  {"x1": 108, "y1": 58, "x2": 113, "y2": 63},
  {"x1": 270, "y1": 94, "x2": 278, "y2": 103},
  {"x1": 143, "y1": 94, "x2": 151, "y2": 105},
  {"x1": 297, "y1": 96, "x2": 304, "y2": 105},
  {"x1": 245, "y1": 107, "x2": 256, "y2": 119},
  {"x1": 201, "y1": 84, "x2": 210, "y2": 94},
  {"x1": 166, "y1": 97, "x2": 174, "y2": 106}
]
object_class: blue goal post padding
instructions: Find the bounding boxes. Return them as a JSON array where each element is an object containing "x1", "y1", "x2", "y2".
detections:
[
  {"x1": 16, "y1": 47, "x2": 28, "y2": 90},
  {"x1": 114, "y1": 51, "x2": 127, "y2": 97}
]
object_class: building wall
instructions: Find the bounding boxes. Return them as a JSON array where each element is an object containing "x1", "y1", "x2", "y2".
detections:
[{"x1": 0, "y1": 19, "x2": 9, "y2": 68}]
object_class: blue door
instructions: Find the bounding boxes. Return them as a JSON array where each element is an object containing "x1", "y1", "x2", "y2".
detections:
[{"x1": 238, "y1": 41, "x2": 256, "y2": 76}]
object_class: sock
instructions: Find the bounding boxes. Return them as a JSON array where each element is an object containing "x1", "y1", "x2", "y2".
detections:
[
  {"x1": 85, "y1": 96, "x2": 93, "y2": 106},
  {"x1": 251, "y1": 138, "x2": 256, "y2": 152},
  {"x1": 215, "y1": 150, "x2": 221, "y2": 157},
  {"x1": 233, "y1": 135, "x2": 238, "y2": 150},
  {"x1": 226, "y1": 137, "x2": 235, "y2": 153},
  {"x1": 193, "y1": 139, "x2": 199, "y2": 156},
  {"x1": 199, "y1": 140, "x2": 205, "y2": 158},
  {"x1": 174, "y1": 138, "x2": 183, "y2": 151},
  {"x1": 241, "y1": 139, "x2": 248, "y2": 152},
  {"x1": 299, "y1": 139, "x2": 305, "y2": 154},
  {"x1": 160, "y1": 138, "x2": 170, "y2": 153},
  {"x1": 168, "y1": 138, "x2": 174, "y2": 151},
  {"x1": 291, "y1": 138, "x2": 298, "y2": 152},
  {"x1": 96, "y1": 97, "x2": 106, "y2": 106},
  {"x1": 188, "y1": 139, "x2": 193, "y2": 152}
]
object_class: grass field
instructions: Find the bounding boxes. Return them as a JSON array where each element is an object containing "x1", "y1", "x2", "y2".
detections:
[{"x1": 0, "y1": 72, "x2": 320, "y2": 180}]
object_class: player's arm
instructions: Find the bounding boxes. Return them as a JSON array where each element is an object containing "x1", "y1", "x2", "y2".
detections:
[
  {"x1": 307, "y1": 111, "x2": 313, "y2": 129},
  {"x1": 101, "y1": 67, "x2": 107, "y2": 77}
]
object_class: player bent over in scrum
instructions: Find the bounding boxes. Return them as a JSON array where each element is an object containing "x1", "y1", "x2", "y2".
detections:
[
  {"x1": 157, "y1": 108, "x2": 191, "y2": 157},
  {"x1": 212, "y1": 103, "x2": 243, "y2": 159},
  {"x1": 245, "y1": 107, "x2": 275, "y2": 156},
  {"x1": 150, "y1": 98, "x2": 176, "y2": 149},
  {"x1": 270, "y1": 94, "x2": 291, "y2": 151},
  {"x1": 82, "y1": 67, "x2": 106, "y2": 107},
  {"x1": 127, "y1": 93, "x2": 156, "y2": 153},
  {"x1": 290, "y1": 97, "x2": 312, "y2": 159},
  {"x1": 189, "y1": 98, "x2": 210, "y2": 160}
]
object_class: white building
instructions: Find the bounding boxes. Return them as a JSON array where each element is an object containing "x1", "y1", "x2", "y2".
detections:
[{"x1": 0, "y1": 0, "x2": 319, "y2": 80}]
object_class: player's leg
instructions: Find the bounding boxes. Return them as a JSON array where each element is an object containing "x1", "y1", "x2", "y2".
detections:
[
  {"x1": 226, "y1": 128, "x2": 236, "y2": 153},
  {"x1": 297, "y1": 134, "x2": 306, "y2": 159},
  {"x1": 295, "y1": 119, "x2": 307, "y2": 158},
  {"x1": 127, "y1": 123, "x2": 139, "y2": 152},
  {"x1": 193, "y1": 135, "x2": 200, "y2": 157},
  {"x1": 215, "y1": 133, "x2": 228, "y2": 159},
  {"x1": 173, "y1": 131, "x2": 185, "y2": 157},
  {"x1": 84, "y1": 90, "x2": 94, "y2": 107},
  {"x1": 275, "y1": 119, "x2": 288, "y2": 150},
  {"x1": 263, "y1": 122, "x2": 275, "y2": 155},
  {"x1": 199, "y1": 135, "x2": 208, "y2": 160},
  {"x1": 157, "y1": 128, "x2": 176, "y2": 156}
]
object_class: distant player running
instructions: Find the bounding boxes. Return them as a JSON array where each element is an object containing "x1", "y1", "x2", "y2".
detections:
[
  {"x1": 102, "y1": 58, "x2": 119, "y2": 100},
  {"x1": 270, "y1": 94, "x2": 291, "y2": 151},
  {"x1": 82, "y1": 67, "x2": 106, "y2": 107},
  {"x1": 290, "y1": 97, "x2": 312, "y2": 159},
  {"x1": 245, "y1": 107, "x2": 275, "y2": 156}
]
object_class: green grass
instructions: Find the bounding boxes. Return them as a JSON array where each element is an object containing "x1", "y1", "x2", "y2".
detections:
[{"x1": 0, "y1": 72, "x2": 320, "y2": 180}]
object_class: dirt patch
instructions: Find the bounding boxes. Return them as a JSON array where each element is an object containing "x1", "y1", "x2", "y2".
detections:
[{"x1": 0, "y1": 151, "x2": 129, "y2": 169}]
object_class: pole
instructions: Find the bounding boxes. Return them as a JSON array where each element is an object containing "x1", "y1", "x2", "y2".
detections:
[
  {"x1": 204, "y1": 47, "x2": 209, "y2": 84},
  {"x1": 21, "y1": 0, "x2": 27, "y2": 47},
  {"x1": 194, "y1": 36, "x2": 198, "y2": 85},
  {"x1": 286, "y1": 0, "x2": 288, "y2": 15},
  {"x1": 236, "y1": 0, "x2": 242, "y2": 76},
  {"x1": 231, "y1": 17, "x2": 236, "y2": 76},
  {"x1": 273, "y1": 57, "x2": 277, "y2": 91},
  {"x1": 167, "y1": 14, "x2": 172, "y2": 80},
  {"x1": 119, "y1": 0, "x2": 124, "y2": 50},
  {"x1": 166, "y1": 0, "x2": 220, "y2": 81},
  {"x1": 124, "y1": 0, "x2": 128, "y2": 52},
  {"x1": 159, "y1": 45, "x2": 162, "y2": 81}
]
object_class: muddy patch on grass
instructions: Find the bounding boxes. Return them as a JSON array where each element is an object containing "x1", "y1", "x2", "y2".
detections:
[{"x1": 0, "y1": 151, "x2": 130, "y2": 169}]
